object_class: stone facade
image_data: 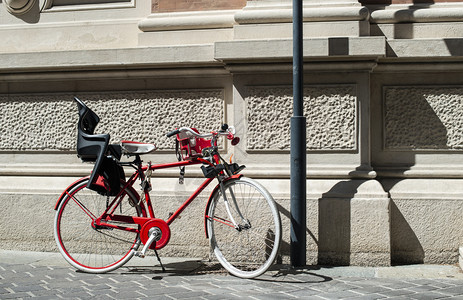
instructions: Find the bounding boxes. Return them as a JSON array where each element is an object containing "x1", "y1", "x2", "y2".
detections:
[
  {"x1": 384, "y1": 87, "x2": 463, "y2": 150},
  {"x1": 0, "y1": 91, "x2": 224, "y2": 151},
  {"x1": 1, "y1": 0, "x2": 463, "y2": 267}
]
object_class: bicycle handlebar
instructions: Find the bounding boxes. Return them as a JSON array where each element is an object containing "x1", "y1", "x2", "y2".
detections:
[
  {"x1": 166, "y1": 125, "x2": 234, "y2": 139},
  {"x1": 166, "y1": 129, "x2": 180, "y2": 138}
]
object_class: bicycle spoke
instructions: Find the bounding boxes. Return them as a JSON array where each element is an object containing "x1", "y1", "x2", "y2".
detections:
[
  {"x1": 55, "y1": 179, "x2": 142, "y2": 273},
  {"x1": 94, "y1": 228, "x2": 138, "y2": 245},
  {"x1": 66, "y1": 190, "x2": 97, "y2": 220},
  {"x1": 207, "y1": 215, "x2": 235, "y2": 228},
  {"x1": 206, "y1": 177, "x2": 281, "y2": 278}
]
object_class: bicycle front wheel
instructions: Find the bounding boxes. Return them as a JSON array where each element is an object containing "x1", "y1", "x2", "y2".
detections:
[
  {"x1": 54, "y1": 178, "x2": 143, "y2": 273},
  {"x1": 206, "y1": 177, "x2": 282, "y2": 278}
]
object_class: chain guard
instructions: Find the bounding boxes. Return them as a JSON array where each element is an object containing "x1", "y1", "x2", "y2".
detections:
[{"x1": 140, "y1": 219, "x2": 170, "y2": 250}]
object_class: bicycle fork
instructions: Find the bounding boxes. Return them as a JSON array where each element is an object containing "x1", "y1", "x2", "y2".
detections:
[{"x1": 219, "y1": 182, "x2": 251, "y2": 231}]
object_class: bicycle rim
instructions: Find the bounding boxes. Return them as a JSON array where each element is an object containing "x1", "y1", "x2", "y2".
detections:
[
  {"x1": 206, "y1": 177, "x2": 282, "y2": 278},
  {"x1": 54, "y1": 179, "x2": 142, "y2": 273}
]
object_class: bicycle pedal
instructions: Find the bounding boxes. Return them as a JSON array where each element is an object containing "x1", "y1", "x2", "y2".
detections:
[{"x1": 134, "y1": 251, "x2": 145, "y2": 258}]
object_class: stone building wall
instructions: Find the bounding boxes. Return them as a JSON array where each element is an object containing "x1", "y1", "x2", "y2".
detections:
[{"x1": 1, "y1": 0, "x2": 462, "y2": 266}]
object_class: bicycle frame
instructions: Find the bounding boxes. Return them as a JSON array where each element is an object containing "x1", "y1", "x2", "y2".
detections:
[
  {"x1": 91, "y1": 159, "x2": 209, "y2": 228},
  {"x1": 54, "y1": 156, "x2": 241, "y2": 252},
  {"x1": 55, "y1": 119, "x2": 246, "y2": 256}
]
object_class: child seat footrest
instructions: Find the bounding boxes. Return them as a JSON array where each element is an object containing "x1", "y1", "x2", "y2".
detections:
[{"x1": 201, "y1": 164, "x2": 224, "y2": 178}]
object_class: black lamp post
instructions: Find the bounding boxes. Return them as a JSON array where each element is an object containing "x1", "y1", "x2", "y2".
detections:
[{"x1": 290, "y1": 0, "x2": 307, "y2": 268}]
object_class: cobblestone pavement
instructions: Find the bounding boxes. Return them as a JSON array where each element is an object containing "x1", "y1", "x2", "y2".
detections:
[{"x1": 1, "y1": 251, "x2": 463, "y2": 299}]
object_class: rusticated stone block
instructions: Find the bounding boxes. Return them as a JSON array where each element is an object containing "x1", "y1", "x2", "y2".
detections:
[
  {"x1": 246, "y1": 85, "x2": 357, "y2": 151},
  {"x1": 0, "y1": 90, "x2": 223, "y2": 151},
  {"x1": 318, "y1": 180, "x2": 391, "y2": 266},
  {"x1": 384, "y1": 86, "x2": 463, "y2": 150},
  {"x1": 385, "y1": 179, "x2": 463, "y2": 265}
]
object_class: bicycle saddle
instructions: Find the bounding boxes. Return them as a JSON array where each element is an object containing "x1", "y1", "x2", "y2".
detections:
[{"x1": 121, "y1": 141, "x2": 156, "y2": 155}]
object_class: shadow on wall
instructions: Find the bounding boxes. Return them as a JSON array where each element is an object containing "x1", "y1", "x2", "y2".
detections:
[
  {"x1": 392, "y1": 2, "x2": 433, "y2": 39},
  {"x1": 444, "y1": 39, "x2": 463, "y2": 56},
  {"x1": 363, "y1": 0, "x2": 435, "y2": 40},
  {"x1": 318, "y1": 180, "x2": 357, "y2": 266},
  {"x1": 385, "y1": 185, "x2": 426, "y2": 264},
  {"x1": 315, "y1": 89, "x2": 449, "y2": 266},
  {"x1": 275, "y1": 202, "x2": 318, "y2": 265},
  {"x1": 378, "y1": 88, "x2": 451, "y2": 265}
]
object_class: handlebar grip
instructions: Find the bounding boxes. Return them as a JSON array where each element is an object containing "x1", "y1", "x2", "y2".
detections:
[{"x1": 166, "y1": 129, "x2": 180, "y2": 138}]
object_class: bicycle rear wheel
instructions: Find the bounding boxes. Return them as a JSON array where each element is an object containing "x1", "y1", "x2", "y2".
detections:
[
  {"x1": 206, "y1": 177, "x2": 281, "y2": 278},
  {"x1": 54, "y1": 178, "x2": 143, "y2": 273}
]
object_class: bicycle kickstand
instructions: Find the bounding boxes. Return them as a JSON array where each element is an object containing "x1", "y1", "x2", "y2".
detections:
[
  {"x1": 134, "y1": 231, "x2": 166, "y2": 272},
  {"x1": 154, "y1": 249, "x2": 166, "y2": 273}
]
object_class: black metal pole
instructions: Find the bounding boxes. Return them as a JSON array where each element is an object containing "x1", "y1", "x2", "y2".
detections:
[{"x1": 290, "y1": 0, "x2": 306, "y2": 268}]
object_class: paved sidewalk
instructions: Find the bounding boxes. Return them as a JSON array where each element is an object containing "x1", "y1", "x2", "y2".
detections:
[{"x1": 1, "y1": 250, "x2": 463, "y2": 299}]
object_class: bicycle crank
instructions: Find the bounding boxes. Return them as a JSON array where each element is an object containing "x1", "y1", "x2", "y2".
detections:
[{"x1": 139, "y1": 219, "x2": 170, "y2": 251}]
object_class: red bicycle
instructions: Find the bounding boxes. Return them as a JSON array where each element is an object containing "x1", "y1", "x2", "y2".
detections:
[{"x1": 53, "y1": 97, "x2": 282, "y2": 278}]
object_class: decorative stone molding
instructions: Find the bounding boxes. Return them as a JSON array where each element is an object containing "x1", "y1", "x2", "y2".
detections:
[
  {"x1": 4, "y1": 0, "x2": 37, "y2": 15},
  {"x1": 246, "y1": 85, "x2": 357, "y2": 151},
  {"x1": 139, "y1": 0, "x2": 369, "y2": 33},
  {"x1": 383, "y1": 86, "x2": 463, "y2": 150},
  {"x1": 215, "y1": 37, "x2": 386, "y2": 61},
  {"x1": 40, "y1": 0, "x2": 134, "y2": 12},
  {"x1": 4, "y1": 0, "x2": 133, "y2": 14},
  {"x1": 370, "y1": 3, "x2": 463, "y2": 24},
  {"x1": 386, "y1": 39, "x2": 463, "y2": 57},
  {"x1": 52, "y1": 0, "x2": 130, "y2": 5},
  {"x1": 235, "y1": 5, "x2": 370, "y2": 24},
  {"x1": 152, "y1": 0, "x2": 246, "y2": 13},
  {"x1": 0, "y1": 46, "x2": 216, "y2": 71},
  {"x1": 138, "y1": 10, "x2": 237, "y2": 32},
  {"x1": 0, "y1": 91, "x2": 224, "y2": 151}
]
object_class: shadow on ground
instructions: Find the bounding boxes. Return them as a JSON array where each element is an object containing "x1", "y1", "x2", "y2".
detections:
[{"x1": 111, "y1": 262, "x2": 333, "y2": 283}]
